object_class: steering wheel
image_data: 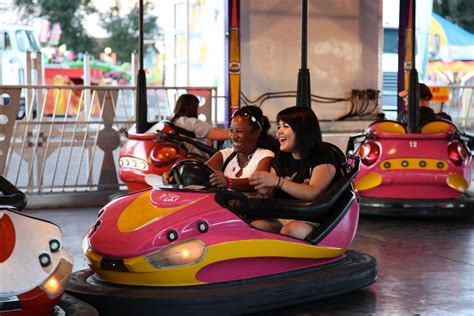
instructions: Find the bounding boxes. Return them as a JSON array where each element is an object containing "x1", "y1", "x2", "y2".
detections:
[
  {"x1": 170, "y1": 160, "x2": 214, "y2": 186},
  {"x1": 0, "y1": 176, "x2": 27, "y2": 211}
]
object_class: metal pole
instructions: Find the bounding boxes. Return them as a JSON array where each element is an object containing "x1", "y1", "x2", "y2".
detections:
[
  {"x1": 397, "y1": 0, "x2": 409, "y2": 116},
  {"x1": 301, "y1": 0, "x2": 307, "y2": 70},
  {"x1": 186, "y1": 0, "x2": 190, "y2": 86},
  {"x1": 407, "y1": 0, "x2": 419, "y2": 133},
  {"x1": 26, "y1": 50, "x2": 32, "y2": 115},
  {"x1": 35, "y1": 51, "x2": 44, "y2": 118},
  {"x1": 296, "y1": 0, "x2": 311, "y2": 108},
  {"x1": 135, "y1": 0, "x2": 149, "y2": 133}
]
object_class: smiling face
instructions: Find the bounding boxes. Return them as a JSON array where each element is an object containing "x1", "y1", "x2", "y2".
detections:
[
  {"x1": 229, "y1": 116, "x2": 260, "y2": 154},
  {"x1": 276, "y1": 120, "x2": 297, "y2": 154}
]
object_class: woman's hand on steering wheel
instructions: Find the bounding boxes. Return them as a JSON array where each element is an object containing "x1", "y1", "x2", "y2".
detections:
[
  {"x1": 209, "y1": 171, "x2": 228, "y2": 188},
  {"x1": 169, "y1": 160, "x2": 215, "y2": 186},
  {"x1": 162, "y1": 171, "x2": 174, "y2": 184}
]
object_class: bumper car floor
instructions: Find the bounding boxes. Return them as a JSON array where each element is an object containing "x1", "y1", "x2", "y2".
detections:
[{"x1": 26, "y1": 207, "x2": 474, "y2": 315}]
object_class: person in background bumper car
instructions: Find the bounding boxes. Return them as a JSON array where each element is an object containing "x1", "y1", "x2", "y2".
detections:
[
  {"x1": 397, "y1": 83, "x2": 452, "y2": 125},
  {"x1": 170, "y1": 94, "x2": 230, "y2": 143},
  {"x1": 148, "y1": 94, "x2": 230, "y2": 158}
]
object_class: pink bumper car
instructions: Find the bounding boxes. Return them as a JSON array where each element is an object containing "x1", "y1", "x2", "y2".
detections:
[
  {"x1": 67, "y1": 144, "x2": 376, "y2": 314},
  {"x1": 347, "y1": 120, "x2": 474, "y2": 216},
  {"x1": 119, "y1": 121, "x2": 218, "y2": 192}
]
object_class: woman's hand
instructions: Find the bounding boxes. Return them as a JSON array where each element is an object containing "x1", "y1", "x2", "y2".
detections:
[
  {"x1": 209, "y1": 171, "x2": 228, "y2": 188},
  {"x1": 256, "y1": 186, "x2": 272, "y2": 198},
  {"x1": 249, "y1": 171, "x2": 279, "y2": 191},
  {"x1": 161, "y1": 171, "x2": 174, "y2": 184}
]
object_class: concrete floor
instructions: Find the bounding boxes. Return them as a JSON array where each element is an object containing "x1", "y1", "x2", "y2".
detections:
[{"x1": 26, "y1": 208, "x2": 474, "y2": 315}]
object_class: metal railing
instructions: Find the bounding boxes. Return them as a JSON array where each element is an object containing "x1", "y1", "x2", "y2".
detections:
[
  {"x1": 0, "y1": 85, "x2": 217, "y2": 195},
  {"x1": 0, "y1": 82, "x2": 471, "y2": 201},
  {"x1": 431, "y1": 85, "x2": 474, "y2": 130},
  {"x1": 383, "y1": 85, "x2": 474, "y2": 130}
]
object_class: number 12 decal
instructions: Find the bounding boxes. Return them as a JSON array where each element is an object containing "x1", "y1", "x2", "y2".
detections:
[{"x1": 409, "y1": 141, "x2": 417, "y2": 148}]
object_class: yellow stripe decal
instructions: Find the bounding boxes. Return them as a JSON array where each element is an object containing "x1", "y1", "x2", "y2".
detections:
[
  {"x1": 355, "y1": 173, "x2": 382, "y2": 191},
  {"x1": 89, "y1": 239, "x2": 344, "y2": 287},
  {"x1": 379, "y1": 158, "x2": 448, "y2": 171},
  {"x1": 117, "y1": 191, "x2": 208, "y2": 232},
  {"x1": 447, "y1": 174, "x2": 468, "y2": 193}
]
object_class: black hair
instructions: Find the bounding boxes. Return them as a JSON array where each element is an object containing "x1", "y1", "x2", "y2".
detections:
[
  {"x1": 419, "y1": 83, "x2": 433, "y2": 101},
  {"x1": 276, "y1": 106, "x2": 323, "y2": 177},
  {"x1": 171, "y1": 94, "x2": 199, "y2": 122},
  {"x1": 233, "y1": 106, "x2": 277, "y2": 150}
]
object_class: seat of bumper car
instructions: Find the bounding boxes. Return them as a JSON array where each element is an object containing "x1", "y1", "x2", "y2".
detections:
[
  {"x1": 419, "y1": 119, "x2": 457, "y2": 135},
  {"x1": 366, "y1": 120, "x2": 407, "y2": 136}
]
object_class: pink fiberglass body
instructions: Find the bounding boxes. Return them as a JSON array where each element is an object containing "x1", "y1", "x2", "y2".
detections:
[
  {"x1": 87, "y1": 188, "x2": 359, "y2": 282},
  {"x1": 356, "y1": 122, "x2": 472, "y2": 199}
]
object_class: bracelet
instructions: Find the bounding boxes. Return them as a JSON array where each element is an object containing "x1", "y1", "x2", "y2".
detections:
[
  {"x1": 226, "y1": 176, "x2": 233, "y2": 190},
  {"x1": 279, "y1": 177, "x2": 286, "y2": 190},
  {"x1": 275, "y1": 177, "x2": 281, "y2": 190}
]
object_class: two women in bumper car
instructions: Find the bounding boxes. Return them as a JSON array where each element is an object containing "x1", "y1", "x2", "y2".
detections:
[{"x1": 163, "y1": 105, "x2": 339, "y2": 240}]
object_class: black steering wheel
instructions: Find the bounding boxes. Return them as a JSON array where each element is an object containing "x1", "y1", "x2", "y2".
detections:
[
  {"x1": 0, "y1": 176, "x2": 27, "y2": 211},
  {"x1": 170, "y1": 160, "x2": 214, "y2": 186}
]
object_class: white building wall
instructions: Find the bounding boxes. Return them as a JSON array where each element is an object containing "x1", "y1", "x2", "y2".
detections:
[{"x1": 240, "y1": 0, "x2": 382, "y2": 121}]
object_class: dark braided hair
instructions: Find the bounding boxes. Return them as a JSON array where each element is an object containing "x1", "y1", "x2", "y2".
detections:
[{"x1": 232, "y1": 106, "x2": 277, "y2": 151}]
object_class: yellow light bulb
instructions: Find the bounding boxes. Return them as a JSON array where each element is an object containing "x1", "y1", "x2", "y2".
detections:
[
  {"x1": 182, "y1": 249, "x2": 189, "y2": 258},
  {"x1": 45, "y1": 277, "x2": 59, "y2": 292}
]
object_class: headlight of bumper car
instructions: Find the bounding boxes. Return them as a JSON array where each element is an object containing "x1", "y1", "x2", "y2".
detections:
[
  {"x1": 119, "y1": 157, "x2": 149, "y2": 171},
  {"x1": 40, "y1": 258, "x2": 73, "y2": 299},
  {"x1": 145, "y1": 239, "x2": 207, "y2": 269}
]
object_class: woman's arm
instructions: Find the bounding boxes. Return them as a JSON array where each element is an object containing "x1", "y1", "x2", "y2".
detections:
[
  {"x1": 279, "y1": 163, "x2": 336, "y2": 201},
  {"x1": 206, "y1": 128, "x2": 230, "y2": 141},
  {"x1": 177, "y1": 118, "x2": 228, "y2": 142}
]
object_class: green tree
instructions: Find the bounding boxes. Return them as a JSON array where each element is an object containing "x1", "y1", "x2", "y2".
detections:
[
  {"x1": 14, "y1": 0, "x2": 96, "y2": 53},
  {"x1": 100, "y1": 1, "x2": 160, "y2": 63},
  {"x1": 433, "y1": 0, "x2": 474, "y2": 33}
]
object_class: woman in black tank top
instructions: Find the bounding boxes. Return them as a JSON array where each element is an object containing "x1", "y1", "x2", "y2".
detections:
[{"x1": 249, "y1": 107, "x2": 337, "y2": 239}]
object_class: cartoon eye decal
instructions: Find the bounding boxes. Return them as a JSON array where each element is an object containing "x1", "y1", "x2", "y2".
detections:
[
  {"x1": 167, "y1": 230, "x2": 178, "y2": 242},
  {"x1": 49, "y1": 239, "x2": 61, "y2": 253},
  {"x1": 198, "y1": 221, "x2": 208, "y2": 233},
  {"x1": 39, "y1": 253, "x2": 52, "y2": 267}
]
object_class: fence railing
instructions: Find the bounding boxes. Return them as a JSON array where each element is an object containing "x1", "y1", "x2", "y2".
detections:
[
  {"x1": 383, "y1": 85, "x2": 474, "y2": 130},
  {"x1": 0, "y1": 83, "x2": 472, "y2": 197},
  {"x1": 0, "y1": 85, "x2": 217, "y2": 195},
  {"x1": 430, "y1": 85, "x2": 474, "y2": 129}
]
